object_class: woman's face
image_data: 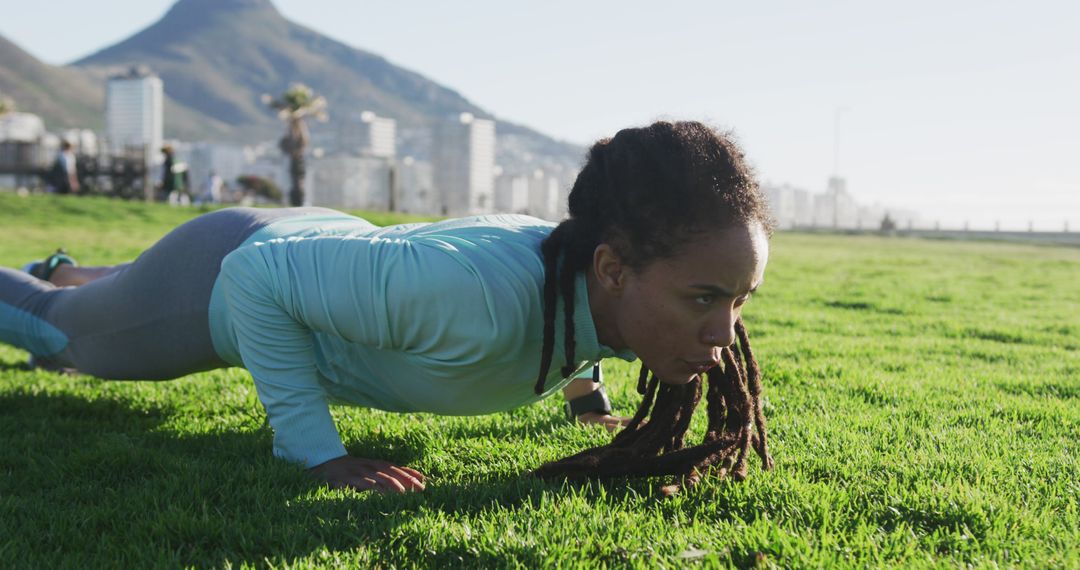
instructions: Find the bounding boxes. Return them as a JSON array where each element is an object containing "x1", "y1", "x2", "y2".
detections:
[{"x1": 596, "y1": 222, "x2": 769, "y2": 385}]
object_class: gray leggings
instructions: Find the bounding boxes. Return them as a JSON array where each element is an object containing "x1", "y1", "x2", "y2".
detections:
[{"x1": 0, "y1": 207, "x2": 339, "y2": 379}]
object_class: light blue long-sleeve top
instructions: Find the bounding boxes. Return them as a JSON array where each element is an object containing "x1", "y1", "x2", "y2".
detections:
[{"x1": 208, "y1": 212, "x2": 636, "y2": 468}]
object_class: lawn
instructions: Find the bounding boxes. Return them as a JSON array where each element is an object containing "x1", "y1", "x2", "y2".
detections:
[{"x1": 1, "y1": 193, "x2": 1077, "y2": 568}]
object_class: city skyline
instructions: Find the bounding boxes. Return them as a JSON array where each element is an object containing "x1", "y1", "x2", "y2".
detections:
[{"x1": 1, "y1": 0, "x2": 1077, "y2": 230}]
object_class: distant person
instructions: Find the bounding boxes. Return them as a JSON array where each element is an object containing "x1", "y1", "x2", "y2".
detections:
[
  {"x1": 167, "y1": 162, "x2": 192, "y2": 207},
  {"x1": 197, "y1": 171, "x2": 224, "y2": 205},
  {"x1": 0, "y1": 121, "x2": 774, "y2": 494},
  {"x1": 50, "y1": 141, "x2": 79, "y2": 195},
  {"x1": 160, "y1": 145, "x2": 176, "y2": 202}
]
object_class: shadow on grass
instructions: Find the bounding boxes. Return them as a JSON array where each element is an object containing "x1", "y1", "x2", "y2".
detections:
[
  {"x1": 0, "y1": 390, "x2": 429, "y2": 567},
  {"x1": 822, "y1": 299, "x2": 907, "y2": 315},
  {"x1": 0, "y1": 388, "x2": 757, "y2": 568},
  {"x1": 0, "y1": 361, "x2": 31, "y2": 372},
  {"x1": 995, "y1": 380, "x2": 1080, "y2": 400}
]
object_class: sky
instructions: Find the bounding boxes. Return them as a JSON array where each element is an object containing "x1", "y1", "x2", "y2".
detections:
[{"x1": 1, "y1": 0, "x2": 1078, "y2": 230}]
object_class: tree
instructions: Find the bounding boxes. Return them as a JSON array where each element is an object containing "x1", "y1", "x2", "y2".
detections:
[
  {"x1": 879, "y1": 213, "x2": 897, "y2": 233},
  {"x1": 0, "y1": 93, "x2": 14, "y2": 116},
  {"x1": 262, "y1": 83, "x2": 327, "y2": 207},
  {"x1": 236, "y1": 175, "x2": 282, "y2": 203}
]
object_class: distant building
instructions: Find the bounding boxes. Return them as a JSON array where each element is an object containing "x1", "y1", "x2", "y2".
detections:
[
  {"x1": 0, "y1": 112, "x2": 46, "y2": 143},
  {"x1": 433, "y1": 112, "x2": 495, "y2": 215},
  {"x1": 765, "y1": 177, "x2": 908, "y2": 230},
  {"x1": 187, "y1": 142, "x2": 250, "y2": 199},
  {"x1": 763, "y1": 183, "x2": 810, "y2": 230},
  {"x1": 105, "y1": 66, "x2": 163, "y2": 164},
  {"x1": 0, "y1": 112, "x2": 51, "y2": 184},
  {"x1": 885, "y1": 207, "x2": 921, "y2": 230},
  {"x1": 338, "y1": 111, "x2": 396, "y2": 158},
  {"x1": 856, "y1": 205, "x2": 882, "y2": 230},
  {"x1": 491, "y1": 167, "x2": 569, "y2": 220},
  {"x1": 812, "y1": 192, "x2": 833, "y2": 228},
  {"x1": 763, "y1": 184, "x2": 785, "y2": 227},
  {"x1": 527, "y1": 169, "x2": 561, "y2": 221},
  {"x1": 309, "y1": 154, "x2": 392, "y2": 210},
  {"x1": 397, "y1": 156, "x2": 435, "y2": 214},
  {"x1": 824, "y1": 176, "x2": 858, "y2": 228},
  {"x1": 792, "y1": 188, "x2": 813, "y2": 227},
  {"x1": 494, "y1": 170, "x2": 530, "y2": 213}
]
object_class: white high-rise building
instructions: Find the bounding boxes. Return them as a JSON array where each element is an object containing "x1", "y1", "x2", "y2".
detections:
[
  {"x1": 338, "y1": 110, "x2": 396, "y2": 158},
  {"x1": 105, "y1": 67, "x2": 163, "y2": 163},
  {"x1": 433, "y1": 112, "x2": 495, "y2": 215}
]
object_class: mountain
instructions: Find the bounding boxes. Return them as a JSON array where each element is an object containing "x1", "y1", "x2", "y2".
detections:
[
  {"x1": 0, "y1": 34, "x2": 103, "y2": 130},
  {"x1": 71, "y1": 0, "x2": 582, "y2": 166},
  {"x1": 0, "y1": 34, "x2": 233, "y2": 141}
]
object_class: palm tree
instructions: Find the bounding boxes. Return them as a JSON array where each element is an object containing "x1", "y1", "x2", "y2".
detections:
[{"x1": 263, "y1": 83, "x2": 327, "y2": 206}]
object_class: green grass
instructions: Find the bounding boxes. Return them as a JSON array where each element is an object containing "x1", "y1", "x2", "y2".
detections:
[{"x1": 1, "y1": 192, "x2": 1077, "y2": 568}]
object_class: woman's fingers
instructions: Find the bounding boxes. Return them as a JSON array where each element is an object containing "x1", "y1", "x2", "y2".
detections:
[
  {"x1": 398, "y1": 465, "x2": 426, "y2": 482},
  {"x1": 577, "y1": 412, "x2": 632, "y2": 433},
  {"x1": 311, "y1": 455, "x2": 427, "y2": 493},
  {"x1": 356, "y1": 460, "x2": 425, "y2": 493},
  {"x1": 386, "y1": 465, "x2": 426, "y2": 489},
  {"x1": 373, "y1": 471, "x2": 408, "y2": 493}
]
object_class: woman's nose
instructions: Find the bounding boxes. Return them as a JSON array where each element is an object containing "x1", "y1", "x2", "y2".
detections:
[{"x1": 701, "y1": 311, "x2": 736, "y2": 348}]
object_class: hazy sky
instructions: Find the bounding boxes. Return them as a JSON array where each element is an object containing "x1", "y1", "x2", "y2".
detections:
[{"x1": 1, "y1": 0, "x2": 1077, "y2": 230}]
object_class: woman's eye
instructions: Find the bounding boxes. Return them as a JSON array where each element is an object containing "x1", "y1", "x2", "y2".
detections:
[{"x1": 695, "y1": 295, "x2": 715, "y2": 305}]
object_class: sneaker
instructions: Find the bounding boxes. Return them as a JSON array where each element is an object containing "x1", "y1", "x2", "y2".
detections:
[
  {"x1": 26, "y1": 354, "x2": 78, "y2": 375},
  {"x1": 22, "y1": 249, "x2": 78, "y2": 282}
]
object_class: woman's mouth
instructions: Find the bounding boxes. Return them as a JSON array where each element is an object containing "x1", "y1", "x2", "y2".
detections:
[{"x1": 684, "y1": 360, "x2": 719, "y2": 373}]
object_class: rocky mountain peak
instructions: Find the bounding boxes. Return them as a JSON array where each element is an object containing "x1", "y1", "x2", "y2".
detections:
[{"x1": 168, "y1": 0, "x2": 280, "y2": 16}]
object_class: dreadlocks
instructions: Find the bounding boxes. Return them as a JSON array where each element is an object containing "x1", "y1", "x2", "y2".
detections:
[
  {"x1": 529, "y1": 121, "x2": 775, "y2": 490},
  {"x1": 533, "y1": 319, "x2": 773, "y2": 493}
]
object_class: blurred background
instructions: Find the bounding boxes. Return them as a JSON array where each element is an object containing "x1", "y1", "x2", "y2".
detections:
[{"x1": 1, "y1": 0, "x2": 1077, "y2": 233}]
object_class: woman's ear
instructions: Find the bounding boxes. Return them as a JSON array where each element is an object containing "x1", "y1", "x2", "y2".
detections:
[{"x1": 592, "y1": 244, "x2": 627, "y2": 293}]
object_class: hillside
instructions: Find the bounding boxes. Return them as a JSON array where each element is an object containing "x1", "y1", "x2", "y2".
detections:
[
  {"x1": 0, "y1": 34, "x2": 233, "y2": 141},
  {"x1": 1, "y1": 0, "x2": 582, "y2": 168},
  {"x1": 0, "y1": 34, "x2": 105, "y2": 130},
  {"x1": 71, "y1": 0, "x2": 581, "y2": 163}
]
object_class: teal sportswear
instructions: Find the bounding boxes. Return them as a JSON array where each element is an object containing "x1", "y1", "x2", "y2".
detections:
[{"x1": 209, "y1": 213, "x2": 636, "y2": 468}]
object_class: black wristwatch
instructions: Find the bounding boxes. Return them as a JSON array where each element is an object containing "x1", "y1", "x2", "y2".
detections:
[{"x1": 565, "y1": 385, "x2": 612, "y2": 420}]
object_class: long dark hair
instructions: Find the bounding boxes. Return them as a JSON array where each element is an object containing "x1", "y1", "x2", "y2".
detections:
[{"x1": 532, "y1": 121, "x2": 774, "y2": 492}]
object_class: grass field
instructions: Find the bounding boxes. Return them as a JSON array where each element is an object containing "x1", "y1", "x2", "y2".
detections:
[{"x1": 1, "y1": 193, "x2": 1077, "y2": 568}]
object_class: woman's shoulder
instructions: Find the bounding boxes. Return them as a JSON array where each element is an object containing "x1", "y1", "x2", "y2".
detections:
[
  {"x1": 374, "y1": 214, "x2": 555, "y2": 240},
  {"x1": 363, "y1": 214, "x2": 554, "y2": 268}
]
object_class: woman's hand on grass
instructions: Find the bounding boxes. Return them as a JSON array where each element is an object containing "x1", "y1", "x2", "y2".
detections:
[
  {"x1": 309, "y1": 455, "x2": 426, "y2": 493},
  {"x1": 576, "y1": 411, "x2": 631, "y2": 433}
]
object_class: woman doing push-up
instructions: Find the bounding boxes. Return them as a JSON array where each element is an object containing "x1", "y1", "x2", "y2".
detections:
[{"x1": 0, "y1": 121, "x2": 774, "y2": 494}]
